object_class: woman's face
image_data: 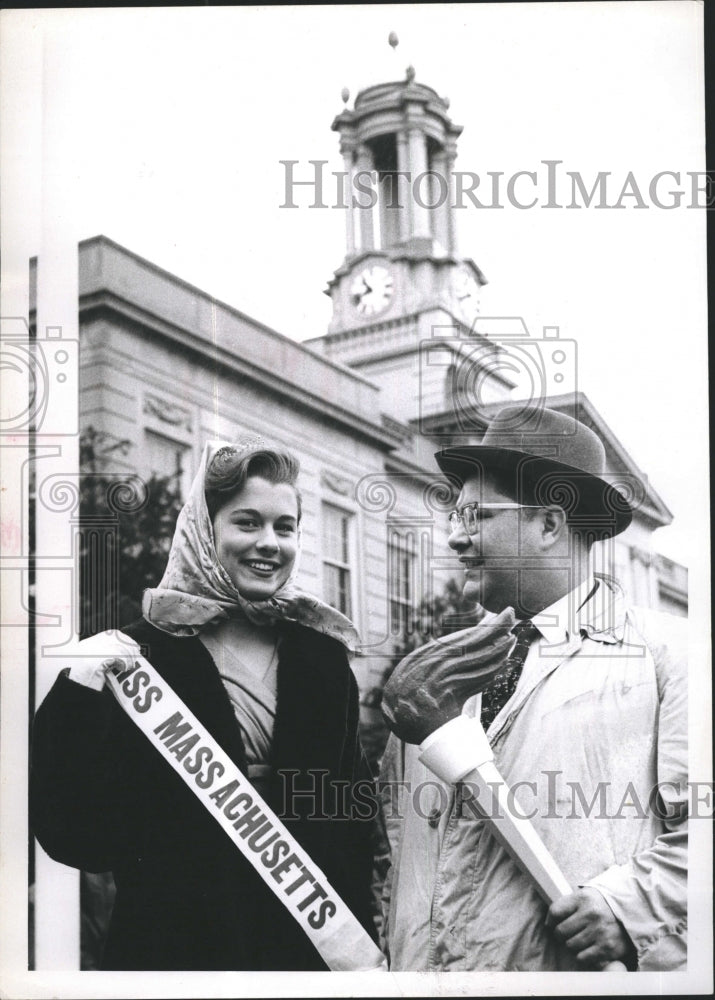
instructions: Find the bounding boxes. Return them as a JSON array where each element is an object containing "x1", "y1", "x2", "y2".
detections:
[{"x1": 212, "y1": 476, "x2": 299, "y2": 601}]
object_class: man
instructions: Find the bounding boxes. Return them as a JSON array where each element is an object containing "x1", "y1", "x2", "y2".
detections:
[{"x1": 380, "y1": 405, "x2": 687, "y2": 972}]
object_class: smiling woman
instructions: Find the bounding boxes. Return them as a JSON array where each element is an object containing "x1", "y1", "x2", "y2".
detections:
[
  {"x1": 30, "y1": 439, "x2": 379, "y2": 971},
  {"x1": 208, "y1": 456, "x2": 301, "y2": 602},
  {"x1": 212, "y1": 478, "x2": 298, "y2": 599}
]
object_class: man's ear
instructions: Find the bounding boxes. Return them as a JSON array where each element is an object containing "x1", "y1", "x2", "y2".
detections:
[{"x1": 541, "y1": 506, "x2": 568, "y2": 548}]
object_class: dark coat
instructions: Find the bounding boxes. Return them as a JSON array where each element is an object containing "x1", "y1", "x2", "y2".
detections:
[{"x1": 30, "y1": 618, "x2": 378, "y2": 971}]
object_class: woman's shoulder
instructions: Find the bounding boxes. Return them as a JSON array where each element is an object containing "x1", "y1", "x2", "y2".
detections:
[
  {"x1": 281, "y1": 621, "x2": 352, "y2": 670},
  {"x1": 120, "y1": 618, "x2": 204, "y2": 664},
  {"x1": 286, "y1": 619, "x2": 347, "y2": 646},
  {"x1": 121, "y1": 617, "x2": 170, "y2": 645}
]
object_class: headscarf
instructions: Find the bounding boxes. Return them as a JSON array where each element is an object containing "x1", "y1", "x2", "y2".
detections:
[{"x1": 142, "y1": 440, "x2": 359, "y2": 652}]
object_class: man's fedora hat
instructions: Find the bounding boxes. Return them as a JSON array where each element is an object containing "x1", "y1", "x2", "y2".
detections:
[{"x1": 435, "y1": 405, "x2": 633, "y2": 537}]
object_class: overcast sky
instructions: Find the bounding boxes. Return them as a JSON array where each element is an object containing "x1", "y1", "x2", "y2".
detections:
[{"x1": 1, "y1": 2, "x2": 707, "y2": 566}]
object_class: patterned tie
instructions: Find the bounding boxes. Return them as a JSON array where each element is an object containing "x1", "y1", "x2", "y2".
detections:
[{"x1": 480, "y1": 620, "x2": 540, "y2": 729}]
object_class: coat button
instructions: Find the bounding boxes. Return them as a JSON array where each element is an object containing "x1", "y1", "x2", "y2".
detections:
[{"x1": 428, "y1": 808, "x2": 441, "y2": 828}]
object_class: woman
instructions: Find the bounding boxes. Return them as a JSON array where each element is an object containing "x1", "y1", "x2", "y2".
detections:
[{"x1": 31, "y1": 440, "x2": 378, "y2": 971}]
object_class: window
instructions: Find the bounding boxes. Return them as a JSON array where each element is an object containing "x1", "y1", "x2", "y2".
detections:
[
  {"x1": 322, "y1": 504, "x2": 353, "y2": 617},
  {"x1": 144, "y1": 430, "x2": 191, "y2": 500},
  {"x1": 388, "y1": 532, "x2": 416, "y2": 638}
]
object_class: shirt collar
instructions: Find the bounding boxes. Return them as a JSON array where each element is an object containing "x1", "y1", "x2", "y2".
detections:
[{"x1": 530, "y1": 573, "x2": 626, "y2": 646}]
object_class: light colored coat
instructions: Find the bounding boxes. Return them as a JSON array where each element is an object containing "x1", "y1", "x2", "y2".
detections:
[{"x1": 380, "y1": 578, "x2": 688, "y2": 971}]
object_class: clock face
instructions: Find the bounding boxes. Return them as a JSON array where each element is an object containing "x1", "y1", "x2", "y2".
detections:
[
  {"x1": 455, "y1": 266, "x2": 480, "y2": 314},
  {"x1": 351, "y1": 265, "x2": 394, "y2": 317}
]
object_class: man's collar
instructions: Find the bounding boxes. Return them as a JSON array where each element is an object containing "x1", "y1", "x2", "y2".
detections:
[{"x1": 530, "y1": 573, "x2": 626, "y2": 646}]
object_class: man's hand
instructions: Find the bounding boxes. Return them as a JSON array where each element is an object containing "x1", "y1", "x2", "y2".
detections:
[
  {"x1": 381, "y1": 607, "x2": 517, "y2": 744},
  {"x1": 546, "y1": 888, "x2": 635, "y2": 969}
]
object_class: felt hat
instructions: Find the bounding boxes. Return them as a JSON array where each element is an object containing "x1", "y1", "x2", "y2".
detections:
[{"x1": 435, "y1": 405, "x2": 633, "y2": 537}]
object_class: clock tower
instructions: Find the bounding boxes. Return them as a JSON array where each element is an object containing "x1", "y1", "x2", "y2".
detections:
[{"x1": 308, "y1": 47, "x2": 514, "y2": 426}]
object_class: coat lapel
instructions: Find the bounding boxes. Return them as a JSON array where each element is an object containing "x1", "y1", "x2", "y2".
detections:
[
  {"x1": 488, "y1": 577, "x2": 628, "y2": 746},
  {"x1": 488, "y1": 633, "x2": 583, "y2": 745},
  {"x1": 271, "y1": 623, "x2": 349, "y2": 778}
]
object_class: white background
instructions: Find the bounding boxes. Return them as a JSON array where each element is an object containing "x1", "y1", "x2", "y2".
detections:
[
  {"x1": 1, "y1": 3, "x2": 708, "y2": 567},
  {"x1": 0, "y1": 5, "x2": 711, "y2": 997}
]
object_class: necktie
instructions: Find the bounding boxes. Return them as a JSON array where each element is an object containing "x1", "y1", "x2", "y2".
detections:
[{"x1": 480, "y1": 620, "x2": 540, "y2": 729}]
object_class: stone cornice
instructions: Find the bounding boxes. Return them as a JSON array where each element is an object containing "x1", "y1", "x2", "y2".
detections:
[
  {"x1": 74, "y1": 290, "x2": 404, "y2": 452},
  {"x1": 326, "y1": 249, "x2": 487, "y2": 288},
  {"x1": 29, "y1": 236, "x2": 406, "y2": 454},
  {"x1": 310, "y1": 307, "x2": 495, "y2": 355},
  {"x1": 333, "y1": 79, "x2": 463, "y2": 147}
]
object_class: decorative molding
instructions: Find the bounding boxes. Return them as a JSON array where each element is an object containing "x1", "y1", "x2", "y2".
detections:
[
  {"x1": 630, "y1": 544, "x2": 654, "y2": 568},
  {"x1": 321, "y1": 469, "x2": 354, "y2": 497},
  {"x1": 143, "y1": 393, "x2": 192, "y2": 433},
  {"x1": 381, "y1": 414, "x2": 413, "y2": 442},
  {"x1": 82, "y1": 427, "x2": 134, "y2": 459}
]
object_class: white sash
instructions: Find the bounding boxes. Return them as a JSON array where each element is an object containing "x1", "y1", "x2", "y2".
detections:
[{"x1": 105, "y1": 655, "x2": 387, "y2": 972}]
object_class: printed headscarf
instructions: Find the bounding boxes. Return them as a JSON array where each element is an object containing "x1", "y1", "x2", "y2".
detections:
[{"x1": 142, "y1": 440, "x2": 359, "y2": 651}]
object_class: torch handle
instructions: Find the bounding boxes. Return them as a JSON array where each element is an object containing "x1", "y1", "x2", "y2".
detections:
[
  {"x1": 464, "y1": 760, "x2": 627, "y2": 971},
  {"x1": 418, "y1": 717, "x2": 628, "y2": 971}
]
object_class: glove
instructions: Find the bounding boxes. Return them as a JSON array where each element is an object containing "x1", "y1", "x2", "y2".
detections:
[
  {"x1": 66, "y1": 630, "x2": 141, "y2": 692},
  {"x1": 381, "y1": 607, "x2": 517, "y2": 744}
]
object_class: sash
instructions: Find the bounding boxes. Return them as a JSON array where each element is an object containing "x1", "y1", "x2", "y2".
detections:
[{"x1": 104, "y1": 655, "x2": 387, "y2": 972}]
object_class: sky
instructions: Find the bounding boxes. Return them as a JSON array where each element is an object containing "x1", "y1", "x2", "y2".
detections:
[{"x1": 0, "y1": 2, "x2": 708, "y2": 567}]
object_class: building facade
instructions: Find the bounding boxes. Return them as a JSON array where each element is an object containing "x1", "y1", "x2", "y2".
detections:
[
  {"x1": 36, "y1": 66, "x2": 684, "y2": 693},
  {"x1": 35, "y1": 228, "x2": 685, "y2": 705}
]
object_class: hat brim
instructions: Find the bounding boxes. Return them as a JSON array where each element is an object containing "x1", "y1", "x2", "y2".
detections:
[{"x1": 436, "y1": 446, "x2": 633, "y2": 538}]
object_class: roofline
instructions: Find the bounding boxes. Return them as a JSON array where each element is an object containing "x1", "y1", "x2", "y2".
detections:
[
  {"x1": 539, "y1": 391, "x2": 674, "y2": 524},
  {"x1": 60, "y1": 236, "x2": 378, "y2": 392},
  {"x1": 74, "y1": 293, "x2": 406, "y2": 453},
  {"x1": 29, "y1": 236, "x2": 406, "y2": 453},
  {"x1": 307, "y1": 307, "x2": 487, "y2": 348},
  {"x1": 414, "y1": 390, "x2": 673, "y2": 527}
]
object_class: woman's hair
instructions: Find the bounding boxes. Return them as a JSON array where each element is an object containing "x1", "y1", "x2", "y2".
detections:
[{"x1": 205, "y1": 444, "x2": 302, "y2": 522}]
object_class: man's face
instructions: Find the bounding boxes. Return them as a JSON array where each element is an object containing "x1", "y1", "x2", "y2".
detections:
[{"x1": 448, "y1": 474, "x2": 545, "y2": 615}]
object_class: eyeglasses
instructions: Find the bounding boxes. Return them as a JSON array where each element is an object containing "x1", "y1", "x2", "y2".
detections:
[{"x1": 448, "y1": 502, "x2": 544, "y2": 534}]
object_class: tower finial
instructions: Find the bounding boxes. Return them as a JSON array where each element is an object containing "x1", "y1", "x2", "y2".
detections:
[{"x1": 405, "y1": 64, "x2": 416, "y2": 84}]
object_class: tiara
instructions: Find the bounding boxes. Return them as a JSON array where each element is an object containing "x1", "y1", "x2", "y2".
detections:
[{"x1": 208, "y1": 437, "x2": 269, "y2": 473}]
